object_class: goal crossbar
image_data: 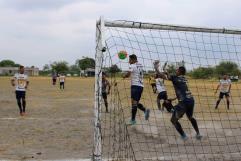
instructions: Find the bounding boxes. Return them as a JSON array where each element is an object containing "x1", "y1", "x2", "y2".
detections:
[{"x1": 99, "y1": 20, "x2": 241, "y2": 35}]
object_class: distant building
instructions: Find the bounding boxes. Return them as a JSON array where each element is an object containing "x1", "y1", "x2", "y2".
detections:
[
  {"x1": 25, "y1": 67, "x2": 39, "y2": 76},
  {"x1": 0, "y1": 67, "x2": 39, "y2": 76},
  {"x1": 80, "y1": 68, "x2": 95, "y2": 77},
  {"x1": 0, "y1": 67, "x2": 18, "y2": 75}
]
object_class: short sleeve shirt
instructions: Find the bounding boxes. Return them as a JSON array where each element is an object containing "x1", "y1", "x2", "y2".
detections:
[
  {"x1": 102, "y1": 79, "x2": 110, "y2": 93},
  {"x1": 169, "y1": 75, "x2": 193, "y2": 101},
  {"x1": 156, "y1": 78, "x2": 166, "y2": 93},
  {"x1": 219, "y1": 79, "x2": 231, "y2": 93},
  {"x1": 59, "y1": 76, "x2": 65, "y2": 83},
  {"x1": 13, "y1": 73, "x2": 28, "y2": 91},
  {"x1": 129, "y1": 63, "x2": 144, "y2": 87}
]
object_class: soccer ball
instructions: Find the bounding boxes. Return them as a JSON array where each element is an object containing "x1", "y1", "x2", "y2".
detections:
[{"x1": 118, "y1": 51, "x2": 128, "y2": 60}]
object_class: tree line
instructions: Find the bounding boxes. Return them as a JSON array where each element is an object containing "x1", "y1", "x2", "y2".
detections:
[
  {"x1": 188, "y1": 61, "x2": 241, "y2": 79},
  {"x1": 1, "y1": 59, "x2": 240, "y2": 78}
]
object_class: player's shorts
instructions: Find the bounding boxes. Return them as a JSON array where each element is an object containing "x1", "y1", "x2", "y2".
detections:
[
  {"x1": 173, "y1": 98, "x2": 194, "y2": 119},
  {"x1": 131, "y1": 85, "x2": 143, "y2": 101},
  {"x1": 102, "y1": 92, "x2": 107, "y2": 100},
  {"x1": 157, "y1": 91, "x2": 168, "y2": 100},
  {"x1": 60, "y1": 82, "x2": 64, "y2": 86},
  {"x1": 151, "y1": 83, "x2": 156, "y2": 87},
  {"x1": 219, "y1": 92, "x2": 229, "y2": 99},
  {"x1": 15, "y1": 91, "x2": 26, "y2": 99}
]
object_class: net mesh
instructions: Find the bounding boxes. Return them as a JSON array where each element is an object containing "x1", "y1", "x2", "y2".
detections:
[{"x1": 97, "y1": 21, "x2": 241, "y2": 161}]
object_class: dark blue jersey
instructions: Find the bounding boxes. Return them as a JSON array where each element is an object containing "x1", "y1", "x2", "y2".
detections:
[{"x1": 169, "y1": 75, "x2": 193, "y2": 101}]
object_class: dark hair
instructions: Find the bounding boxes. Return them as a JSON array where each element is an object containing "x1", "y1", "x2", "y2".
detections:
[
  {"x1": 102, "y1": 72, "x2": 106, "y2": 76},
  {"x1": 178, "y1": 66, "x2": 186, "y2": 75},
  {"x1": 19, "y1": 65, "x2": 24, "y2": 69},
  {"x1": 129, "y1": 54, "x2": 137, "y2": 61}
]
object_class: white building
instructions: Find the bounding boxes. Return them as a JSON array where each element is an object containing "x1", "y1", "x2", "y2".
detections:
[{"x1": 0, "y1": 67, "x2": 39, "y2": 76}]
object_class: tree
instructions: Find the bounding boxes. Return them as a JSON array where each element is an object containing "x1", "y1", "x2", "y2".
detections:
[
  {"x1": 108, "y1": 65, "x2": 121, "y2": 74},
  {"x1": 69, "y1": 64, "x2": 80, "y2": 74},
  {"x1": 166, "y1": 64, "x2": 176, "y2": 74},
  {"x1": 0, "y1": 60, "x2": 16, "y2": 67},
  {"x1": 189, "y1": 67, "x2": 214, "y2": 79},
  {"x1": 50, "y1": 61, "x2": 69, "y2": 74},
  {"x1": 215, "y1": 61, "x2": 241, "y2": 76},
  {"x1": 76, "y1": 57, "x2": 95, "y2": 70},
  {"x1": 43, "y1": 64, "x2": 51, "y2": 71}
]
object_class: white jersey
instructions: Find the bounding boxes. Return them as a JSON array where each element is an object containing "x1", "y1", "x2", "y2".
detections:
[
  {"x1": 59, "y1": 75, "x2": 65, "y2": 83},
  {"x1": 156, "y1": 78, "x2": 166, "y2": 93},
  {"x1": 13, "y1": 73, "x2": 28, "y2": 91},
  {"x1": 219, "y1": 79, "x2": 231, "y2": 93},
  {"x1": 129, "y1": 62, "x2": 144, "y2": 87}
]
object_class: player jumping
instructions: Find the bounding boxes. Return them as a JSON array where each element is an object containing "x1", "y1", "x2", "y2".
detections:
[
  {"x1": 154, "y1": 61, "x2": 202, "y2": 140},
  {"x1": 123, "y1": 54, "x2": 150, "y2": 125}
]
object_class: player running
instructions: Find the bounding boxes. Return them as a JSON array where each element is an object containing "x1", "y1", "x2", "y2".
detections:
[{"x1": 11, "y1": 66, "x2": 29, "y2": 116}]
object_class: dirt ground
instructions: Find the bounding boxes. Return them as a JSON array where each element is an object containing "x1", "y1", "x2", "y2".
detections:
[
  {"x1": 1, "y1": 76, "x2": 241, "y2": 161},
  {"x1": 101, "y1": 78, "x2": 241, "y2": 161},
  {"x1": 0, "y1": 77, "x2": 94, "y2": 160}
]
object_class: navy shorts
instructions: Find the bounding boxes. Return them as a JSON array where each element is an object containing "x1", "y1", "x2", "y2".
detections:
[
  {"x1": 102, "y1": 92, "x2": 107, "y2": 100},
  {"x1": 157, "y1": 91, "x2": 168, "y2": 100},
  {"x1": 173, "y1": 98, "x2": 194, "y2": 119},
  {"x1": 131, "y1": 85, "x2": 143, "y2": 101},
  {"x1": 15, "y1": 91, "x2": 26, "y2": 100},
  {"x1": 219, "y1": 92, "x2": 229, "y2": 99}
]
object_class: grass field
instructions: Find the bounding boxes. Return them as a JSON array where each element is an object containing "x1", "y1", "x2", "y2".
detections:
[
  {"x1": 0, "y1": 77, "x2": 94, "y2": 160},
  {"x1": 1, "y1": 76, "x2": 241, "y2": 160}
]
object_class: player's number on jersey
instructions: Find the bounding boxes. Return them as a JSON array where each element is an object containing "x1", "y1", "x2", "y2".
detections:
[{"x1": 18, "y1": 79, "x2": 26, "y2": 89}]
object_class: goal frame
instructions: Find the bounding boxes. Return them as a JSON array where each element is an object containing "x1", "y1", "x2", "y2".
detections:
[{"x1": 93, "y1": 17, "x2": 241, "y2": 161}]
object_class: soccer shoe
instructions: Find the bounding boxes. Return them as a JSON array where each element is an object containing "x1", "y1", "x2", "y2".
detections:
[
  {"x1": 196, "y1": 134, "x2": 202, "y2": 140},
  {"x1": 181, "y1": 134, "x2": 188, "y2": 141},
  {"x1": 145, "y1": 109, "x2": 150, "y2": 120},
  {"x1": 20, "y1": 112, "x2": 24, "y2": 116},
  {"x1": 128, "y1": 120, "x2": 136, "y2": 125}
]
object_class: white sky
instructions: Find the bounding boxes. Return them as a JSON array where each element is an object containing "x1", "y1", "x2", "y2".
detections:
[{"x1": 0, "y1": 0, "x2": 241, "y2": 69}]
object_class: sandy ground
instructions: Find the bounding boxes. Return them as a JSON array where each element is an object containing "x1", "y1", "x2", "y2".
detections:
[
  {"x1": 0, "y1": 77, "x2": 94, "y2": 160},
  {"x1": 1, "y1": 76, "x2": 241, "y2": 161},
  {"x1": 101, "y1": 78, "x2": 241, "y2": 161}
]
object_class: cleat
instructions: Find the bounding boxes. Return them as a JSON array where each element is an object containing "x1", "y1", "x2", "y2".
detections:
[
  {"x1": 128, "y1": 120, "x2": 136, "y2": 125},
  {"x1": 145, "y1": 109, "x2": 150, "y2": 120},
  {"x1": 196, "y1": 134, "x2": 202, "y2": 140},
  {"x1": 181, "y1": 134, "x2": 188, "y2": 141}
]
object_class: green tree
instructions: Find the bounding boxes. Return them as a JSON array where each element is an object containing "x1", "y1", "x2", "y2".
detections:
[
  {"x1": 0, "y1": 60, "x2": 16, "y2": 67},
  {"x1": 108, "y1": 65, "x2": 121, "y2": 74},
  {"x1": 50, "y1": 61, "x2": 69, "y2": 74},
  {"x1": 189, "y1": 67, "x2": 214, "y2": 79},
  {"x1": 76, "y1": 57, "x2": 95, "y2": 70},
  {"x1": 166, "y1": 64, "x2": 176, "y2": 74},
  {"x1": 69, "y1": 64, "x2": 80, "y2": 74},
  {"x1": 215, "y1": 61, "x2": 241, "y2": 76},
  {"x1": 43, "y1": 64, "x2": 51, "y2": 71}
]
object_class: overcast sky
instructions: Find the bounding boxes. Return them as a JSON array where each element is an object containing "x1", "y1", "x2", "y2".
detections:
[{"x1": 0, "y1": 0, "x2": 241, "y2": 69}]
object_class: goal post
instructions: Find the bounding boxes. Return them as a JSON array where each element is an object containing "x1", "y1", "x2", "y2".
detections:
[
  {"x1": 93, "y1": 17, "x2": 105, "y2": 161},
  {"x1": 94, "y1": 18, "x2": 241, "y2": 161}
]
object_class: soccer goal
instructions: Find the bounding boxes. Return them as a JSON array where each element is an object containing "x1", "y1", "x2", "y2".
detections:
[{"x1": 93, "y1": 17, "x2": 241, "y2": 161}]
